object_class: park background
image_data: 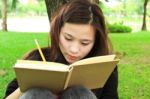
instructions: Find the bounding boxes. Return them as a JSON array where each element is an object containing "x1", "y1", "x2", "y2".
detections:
[{"x1": 0, "y1": 0, "x2": 150, "y2": 99}]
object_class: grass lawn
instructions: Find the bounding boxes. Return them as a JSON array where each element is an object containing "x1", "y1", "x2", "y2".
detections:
[{"x1": 0, "y1": 31, "x2": 150, "y2": 99}]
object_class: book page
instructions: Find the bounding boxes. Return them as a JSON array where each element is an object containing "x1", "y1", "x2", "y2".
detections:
[
  {"x1": 15, "y1": 60, "x2": 70, "y2": 72},
  {"x1": 70, "y1": 54, "x2": 116, "y2": 66},
  {"x1": 68, "y1": 59, "x2": 119, "y2": 89}
]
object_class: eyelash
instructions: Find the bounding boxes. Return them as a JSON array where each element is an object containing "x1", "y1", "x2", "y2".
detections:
[
  {"x1": 65, "y1": 36, "x2": 72, "y2": 41},
  {"x1": 81, "y1": 42, "x2": 89, "y2": 46},
  {"x1": 65, "y1": 36, "x2": 89, "y2": 46}
]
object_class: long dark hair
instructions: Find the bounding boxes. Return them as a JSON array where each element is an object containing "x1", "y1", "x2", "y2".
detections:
[{"x1": 49, "y1": 0, "x2": 112, "y2": 62}]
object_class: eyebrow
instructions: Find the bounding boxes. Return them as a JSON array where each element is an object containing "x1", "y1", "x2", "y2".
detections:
[
  {"x1": 81, "y1": 39, "x2": 93, "y2": 43},
  {"x1": 64, "y1": 33, "x2": 73, "y2": 37}
]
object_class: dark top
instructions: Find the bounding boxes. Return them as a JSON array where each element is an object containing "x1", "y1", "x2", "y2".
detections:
[{"x1": 4, "y1": 48, "x2": 118, "y2": 99}]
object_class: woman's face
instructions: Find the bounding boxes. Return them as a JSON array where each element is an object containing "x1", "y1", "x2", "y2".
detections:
[{"x1": 59, "y1": 23, "x2": 95, "y2": 64}]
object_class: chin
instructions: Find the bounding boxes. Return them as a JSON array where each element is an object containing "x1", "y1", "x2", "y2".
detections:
[
  {"x1": 66, "y1": 59, "x2": 77, "y2": 64},
  {"x1": 67, "y1": 60, "x2": 75, "y2": 64}
]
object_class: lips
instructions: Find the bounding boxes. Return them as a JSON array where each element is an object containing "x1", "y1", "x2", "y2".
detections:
[{"x1": 68, "y1": 55, "x2": 77, "y2": 60}]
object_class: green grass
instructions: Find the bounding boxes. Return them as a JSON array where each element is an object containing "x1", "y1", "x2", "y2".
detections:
[
  {"x1": 0, "y1": 31, "x2": 150, "y2": 99},
  {"x1": 0, "y1": 31, "x2": 48, "y2": 98},
  {"x1": 109, "y1": 31, "x2": 150, "y2": 99}
]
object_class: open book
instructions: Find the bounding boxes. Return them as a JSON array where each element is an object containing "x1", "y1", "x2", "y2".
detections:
[{"x1": 14, "y1": 54, "x2": 120, "y2": 93}]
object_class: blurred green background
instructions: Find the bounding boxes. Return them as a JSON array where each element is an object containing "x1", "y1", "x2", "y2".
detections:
[{"x1": 0, "y1": 0, "x2": 150, "y2": 99}]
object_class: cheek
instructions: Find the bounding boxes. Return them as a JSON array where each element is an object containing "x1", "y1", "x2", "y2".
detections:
[
  {"x1": 81, "y1": 44, "x2": 94, "y2": 55},
  {"x1": 59, "y1": 36, "x2": 68, "y2": 50}
]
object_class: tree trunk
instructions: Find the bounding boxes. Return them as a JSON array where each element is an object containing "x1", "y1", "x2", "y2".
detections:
[
  {"x1": 44, "y1": 0, "x2": 100, "y2": 22},
  {"x1": 44, "y1": 0, "x2": 51, "y2": 22},
  {"x1": 45, "y1": 0, "x2": 68, "y2": 22},
  {"x1": 1, "y1": 0, "x2": 7, "y2": 31},
  {"x1": 141, "y1": 0, "x2": 148, "y2": 31}
]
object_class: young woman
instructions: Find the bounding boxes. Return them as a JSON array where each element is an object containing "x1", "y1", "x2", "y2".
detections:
[{"x1": 4, "y1": 0, "x2": 118, "y2": 99}]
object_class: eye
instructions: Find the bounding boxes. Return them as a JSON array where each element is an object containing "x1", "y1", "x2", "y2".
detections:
[
  {"x1": 64, "y1": 36, "x2": 72, "y2": 41},
  {"x1": 81, "y1": 42, "x2": 90, "y2": 46}
]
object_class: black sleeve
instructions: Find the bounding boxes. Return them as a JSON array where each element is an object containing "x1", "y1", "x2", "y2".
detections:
[
  {"x1": 100, "y1": 67, "x2": 119, "y2": 99},
  {"x1": 4, "y1": 78, "x2": 18, "y2": 99}
]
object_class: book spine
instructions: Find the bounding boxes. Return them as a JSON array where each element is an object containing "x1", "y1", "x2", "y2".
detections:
[{"x1": 63, "y1": 67, "x2": 73, "y2": 89}]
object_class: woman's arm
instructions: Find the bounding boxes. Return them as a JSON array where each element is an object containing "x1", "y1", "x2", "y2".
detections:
[
  {"x1": 4, "y1": 78, "x2": 20, "y2": 99},
  {"x1": 100, "y1": 67, "x2": 118, "y2": 99},
  {"x1": 5, "y1": 88, "x2": 22, "y2": 99}
]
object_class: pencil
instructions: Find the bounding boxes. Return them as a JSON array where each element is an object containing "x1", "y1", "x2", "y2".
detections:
[{"x1": 34, "y1": 39, "x2": 46, "y2": 62}]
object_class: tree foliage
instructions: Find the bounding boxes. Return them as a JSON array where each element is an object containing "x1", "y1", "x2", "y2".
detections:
[{"x1": 1, "y1": 0, "x2": 149, "y2": 31}]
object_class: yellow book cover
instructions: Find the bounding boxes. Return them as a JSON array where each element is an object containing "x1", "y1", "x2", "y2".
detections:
[{"x1": 14, "y1": 54, "x2": 120, "y2": 93}]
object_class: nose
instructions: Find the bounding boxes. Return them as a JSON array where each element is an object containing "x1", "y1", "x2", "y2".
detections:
[{"x1": 69, "y1": 43, "x2": 80, "y2": 54}]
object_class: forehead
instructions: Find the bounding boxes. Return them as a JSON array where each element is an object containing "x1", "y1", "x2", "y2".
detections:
[{"x1": 61, "y1": 23, "x2": 95, "y2": 39}]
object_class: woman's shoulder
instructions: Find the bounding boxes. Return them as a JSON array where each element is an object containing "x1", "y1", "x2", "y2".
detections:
[{"x1": 22, "y1": 47, "x2": 51, "y2": 61}]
